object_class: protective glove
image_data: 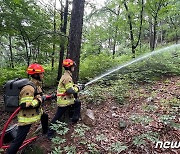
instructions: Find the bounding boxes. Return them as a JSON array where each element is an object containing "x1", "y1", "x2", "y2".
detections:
[
  {"x1": 20, "y1": 103, "x2": 34, "y2": 109},
  {"x1": 73, "y1": 93, "x2": 78, "y2": 99},
  {"x1": 19, "y1": 103, "x2": 27, "y2": 109},
  {"x1": 50, "y1": 93, "x2": 57, "y2": 100},
  {"x1": 78, "y1": 84, "x2": 85, "y2": 91},
  {"x1": 41, "y1": 95, "x2": 46, "y2": 103}
]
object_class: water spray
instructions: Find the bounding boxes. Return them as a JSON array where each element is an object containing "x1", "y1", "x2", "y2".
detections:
[{"x1": 84, "y1": 44, "x2": 180, "y2": 87}]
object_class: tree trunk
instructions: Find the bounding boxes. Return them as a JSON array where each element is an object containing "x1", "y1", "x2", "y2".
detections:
[
  {"x1": 149, "y1": 17, "x2": 154, "y2": 51},
  {"x1": 29, "y1": 42, "x2": 32, "y2": 63},
  {"x1": 67, "y1": 0, "x2": 85, "y2": 83},
  {"x1": 160, "y1": 21, "x2": 163, "y2": 44},
  {"x1": 19, "y1": 25, "x2": 30, "y2": 66},
  {"x1": 112, "y1": 5, "x2": 120, "y2": 59},
  {"x1": 9, "y1": 35, "x2": 14, "y2": 68},
  {"x1": 150, "y1": 0, "x2": 163, "y2": 51},
  {"x1": 52, "y1": 0, "x2": 56, "y2": 70},
  {"x1": 124, "y1": 0, "x2": 144, "y2": 58},
  {"x1": 57, "y1": 0, "x2": 68, "y2": 81},
  {"x1": 175, "y1": 29, "x2": 178, "y2": 44},
  {"x1": 124, "y1": 1, "x2": 134, "y2": 57},
  {"x1": 36, "y1": 42, "x2": 40, "y2": 61},
  {"x1": 152, "y1": 18, "x2": 157, "y2": 51},
  {"x1": 22, "y1": 36, "x2": 29, "y2": 66}
]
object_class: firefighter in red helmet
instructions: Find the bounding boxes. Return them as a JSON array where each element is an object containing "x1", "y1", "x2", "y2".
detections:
[
  {"x1": 7, "y1": 63, "x2": 48, "y2": 154},
  {"x1": 47, "y1": 59, "x2": 85, "y2": 139}
]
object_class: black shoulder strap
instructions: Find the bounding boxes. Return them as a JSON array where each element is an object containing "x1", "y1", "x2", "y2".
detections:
[
  {"x1": 10, "y1": 78, "x2": 19, "y2": 89},
  {"x1": 26, "y1": 81, "x2": 38, "y2": 96}
]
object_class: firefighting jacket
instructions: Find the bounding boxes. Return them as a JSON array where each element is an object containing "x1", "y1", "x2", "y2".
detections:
[
  {"x1": 57, "y1": 70, "x2": 79, "y2": 107},
  {"x1": 17, "y1": 78, "x2": 43, "y2": 125}
]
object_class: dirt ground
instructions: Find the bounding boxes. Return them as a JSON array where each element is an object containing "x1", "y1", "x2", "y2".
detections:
[{"x1": 0, "y1": 76, "x2": 179, "y2": 154}]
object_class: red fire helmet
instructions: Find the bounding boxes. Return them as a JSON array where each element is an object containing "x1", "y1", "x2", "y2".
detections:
[
  {"x1": 26, "y1": 63, "x2": 45, "y2": 75},
  {"x1": 62, "y1": 59, "x2": 75, "y2": 67}
]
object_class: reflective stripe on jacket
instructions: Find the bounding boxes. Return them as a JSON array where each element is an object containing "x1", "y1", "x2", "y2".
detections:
[
  {"x1": 57, "y1": 70, "x2": 79, "y2": 107},
  {"x1": 17, "y1": 79, "x2": 43, "y2": 125}
]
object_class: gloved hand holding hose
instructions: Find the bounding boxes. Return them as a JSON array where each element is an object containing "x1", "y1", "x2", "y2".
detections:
[
  {"x1": 78, "y1": 83, "x2": 85, "y2": 91},
  {"x1": 44, "y1": 93, "x2": 57, "y2": 100}
]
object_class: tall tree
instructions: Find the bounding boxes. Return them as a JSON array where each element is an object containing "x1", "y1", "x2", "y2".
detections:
[
  {"x1": 146, "y1": 0, "x2": 167, "y2": 51},
  {"x1": 52, "y1": 0, "x2": 56, "y2": 70},
  {"x1": 123, "y1": 0, "x2": 144, "y2": 57},
  {"x1": 57, "y1": 0, "x2": 69, "y2": 81},
  {"x1": 67, "y1": 0, "x2": 85, "y2": 83}
]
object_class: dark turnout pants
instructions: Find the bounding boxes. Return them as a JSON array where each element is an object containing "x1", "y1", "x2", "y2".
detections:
[
  {"x1": 48, "y1": 100, "x2": 81, "y2": 138},
  {"x1": 6, "y1": 113, "x2": 48, "y2": 154}
]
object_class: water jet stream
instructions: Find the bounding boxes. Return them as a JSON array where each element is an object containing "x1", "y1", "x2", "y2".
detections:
[{"x1": 85, "y1": 44, "x2": 180, "y2": 87}]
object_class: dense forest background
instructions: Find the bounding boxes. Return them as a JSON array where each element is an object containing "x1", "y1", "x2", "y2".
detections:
[
  {"x1": 0, "y1": 0, "x2": 179, "y2": 153},
  {"x1": 0, "y1": 0, "x2": 179, "y2": 86}
]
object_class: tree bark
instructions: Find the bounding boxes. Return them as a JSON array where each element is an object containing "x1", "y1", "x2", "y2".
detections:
[
  {"x1": 152, "y1": 16, "x2": 158, "y2": 51},
  {"x1": 67, "y1": 0, "x2": 85, "y2": 83},
  {"x1": 112, "y1": 5, "x2": 120, "y2": 59},
  {"x1": 52, "y1": 0, "x2": 56, "y2": 70},
  {"x1": 9, "y1": 35, "x2": 14, "y2": 68},
  {"x1": 57, "y1": 0, "x2": 69, "y2": 81}
]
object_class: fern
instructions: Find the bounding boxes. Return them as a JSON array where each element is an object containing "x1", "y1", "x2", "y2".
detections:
[
  {"x1": 72, "y1": 124, "x2": 90, "y2": 137},
  {"x1": 51, "y1": 146, "x2": 63, "y2": 154},
  {"x1": 87, "y1": 143, "x2": 99, "y2": 154},
  {"x1": 133, "y1": 131, "x2": 159, "y2": 146},
  {"x1": 50, "y1": 121, "x2": 69, "y2": 135},
  {"x1": 96, "y1": 134, "x2": 107, "y2": 142},
  {"x1": 64, "y1": 146, "x2": 76, "y2": 154},
  {"x1": 110, "y1": 141, "x2": 127, "y2": 153},
  {"x1": 51, "y1": 136, "x2": 66, "y2": 145},
  {"x1": 130, "y1": 114, "x2": 153, "y2": 125}
]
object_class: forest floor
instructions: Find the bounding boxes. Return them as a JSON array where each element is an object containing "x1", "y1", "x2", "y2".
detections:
[{"x1": 0, "y1": 76, "x2": 179, "y2": 154}]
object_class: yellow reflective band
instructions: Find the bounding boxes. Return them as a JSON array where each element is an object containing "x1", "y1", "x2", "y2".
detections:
[
  {"x1": 31, "y1": 99, "x2": 38, "y2": 107},
  {"x1": 34, "y1": 69, "x2": 42, "y2": 72},
  {"x1": 65, "y1": 82, "x2": 74, "y2": 89},
  {"x1": 20, "y1": 97, "x2": 33, "y2": 104},
  {"x1": 58, "y1": 87, "x2": 66, "y2": 92},
  {"x1": 64, "y1": 62, "x2": 73, "y2": 65},
  {"x1": 27, "y1": 69, "x2": 42, "y2": 72},
  {"x1": 65, "y1": 83, "x2": 79, "y2": 93},
  {"x1": 74, "y1": 86, "x2": 79, "y2": 92},
  {"x1": 18, "y1": 114, "x2": 41, "y2": 123},
  {"x1": 57, "y1": 96, "x2": 75, "y2": 106},
  {"x1": 57, "y1": 100, "x2": 74, "y2": 106}
]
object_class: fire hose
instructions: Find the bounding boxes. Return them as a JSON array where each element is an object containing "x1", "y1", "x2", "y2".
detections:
[{"x1": 0, "y1": 93, "x2": 65, "y2": 151}]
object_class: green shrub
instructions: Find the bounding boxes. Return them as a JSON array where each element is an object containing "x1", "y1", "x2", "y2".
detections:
[
  {"x1": 120, "y1": 49, "x2": 180, "y2": 83},
  {"x1": 0, "y1": 66, "x2": 27, "y2": 86},
  {"x1": 81, "y1": 84, "x2": 107, "y2": 105},
  {"x1": 0, "y1": 64, "x2": 58, "y2": 87},
  {"x1": 43, "y1": 64, "x2": 58, "y2": 87},
  {"x1": 108, "y1": 79, "x2": 130, "y2": 104},
  {"x1": 79, "y1": 53, "x2": 131, "y2": 82}
]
